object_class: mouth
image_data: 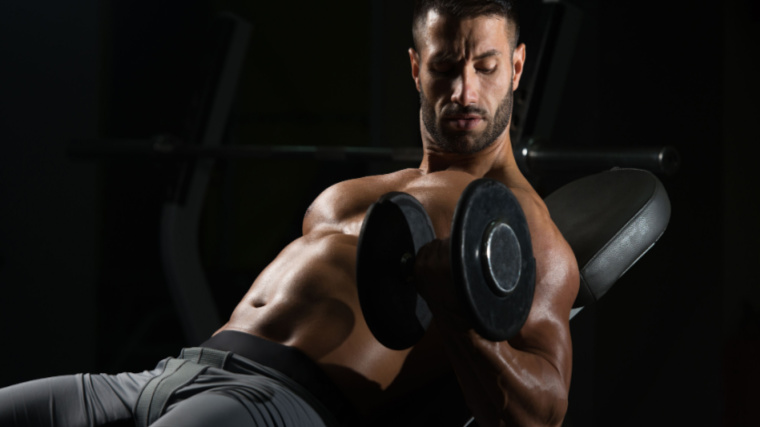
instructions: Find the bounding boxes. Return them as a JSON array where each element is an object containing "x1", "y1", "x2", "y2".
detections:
[{"x1": 443, "y1": 114, "x2": 483, "y2": 131}]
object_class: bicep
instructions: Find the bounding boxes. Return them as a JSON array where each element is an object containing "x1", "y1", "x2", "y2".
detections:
[{"x1": 513, "y1": 224, "x2": 579, "y2": 385}]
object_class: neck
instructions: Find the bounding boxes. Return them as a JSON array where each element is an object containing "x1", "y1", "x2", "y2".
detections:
[{"x1": 418, "y1": 128, "x2": 519, "y2": 179}]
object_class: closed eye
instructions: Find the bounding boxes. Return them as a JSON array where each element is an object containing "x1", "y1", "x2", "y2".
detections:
[{"x1": 429, "y1": 62, "x2": 456, "y2": 75}]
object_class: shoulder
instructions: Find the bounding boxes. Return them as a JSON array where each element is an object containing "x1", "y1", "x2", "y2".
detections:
[{"x1": 302, "y1": 169, "x2": 424, "y2": 235}]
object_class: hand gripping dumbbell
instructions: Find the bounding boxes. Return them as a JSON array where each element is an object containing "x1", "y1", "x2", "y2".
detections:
[{"x1": 356, "y1": 178, "x2": 536, "y2": 350}]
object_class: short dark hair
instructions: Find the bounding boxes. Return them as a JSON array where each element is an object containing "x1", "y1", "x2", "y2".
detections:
[{"x1": 412, "y1": 0, "x2": 520, "y2": 51}]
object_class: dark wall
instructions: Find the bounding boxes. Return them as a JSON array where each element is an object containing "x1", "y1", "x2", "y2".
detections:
[
  {"x1": 0, "y1": 0, "x2": 757, "y2": 425},
  {"x1": 1, "y1": 0, "x2": 101, "y2": 381},
  {"x1": 561, "y1": 1, "x2": 722, "y2": 426}
]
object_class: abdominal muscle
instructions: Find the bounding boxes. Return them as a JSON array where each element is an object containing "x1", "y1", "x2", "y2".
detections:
[{"x1": 218, "y1": 169, "x2": 478, "y2": 414}]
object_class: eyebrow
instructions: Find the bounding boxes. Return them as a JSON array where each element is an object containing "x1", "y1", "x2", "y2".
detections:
[
  {"x1": 430, "y1": 49, "x2": 502, "y2": 63},
  {"x1": 473, "y1": 49, "x2": 502, "y2": 60}
]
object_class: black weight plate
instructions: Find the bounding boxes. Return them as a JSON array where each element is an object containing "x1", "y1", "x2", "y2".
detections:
[
  {"x1": 356, "y1": 192, "x2": 436, "y2": 350},
  {"x1": 450, "y1": 179, "x2": 535, "y2": 341}
]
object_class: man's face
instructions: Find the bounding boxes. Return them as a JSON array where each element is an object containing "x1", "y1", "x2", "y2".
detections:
[{"x1": 411, "y1": 12, "x2": 525, "y2": 154}]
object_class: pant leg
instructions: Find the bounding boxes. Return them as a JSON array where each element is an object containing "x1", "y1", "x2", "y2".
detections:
[
  {"x1": 149, "y1": 392, "x2": 259, "y2": 426},
  {"x1": 0, "y1": 366, "x2": 164, "y2": 427},
  {"x1": 0, "y1": 375, "x2": 91, "y2": 427},
  {"x1": 152, "y1": 374, "x2": 329, "y2": 427}
]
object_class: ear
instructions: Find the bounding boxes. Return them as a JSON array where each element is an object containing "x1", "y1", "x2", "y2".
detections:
[
  {"x1": 511, "y1": 43, "x2": 526, "y2": 91},
  {"x1": 409, "y1": 48, "x2": 421, "y2": 92}
]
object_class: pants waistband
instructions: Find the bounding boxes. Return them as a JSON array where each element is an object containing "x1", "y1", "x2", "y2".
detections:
[{"x1": 200, "y1": 330, "x2": 357, "y2": 426}]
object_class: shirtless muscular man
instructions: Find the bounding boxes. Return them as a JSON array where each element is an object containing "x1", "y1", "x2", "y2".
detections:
[{"x1": 0, "y1": 1, "x2": 579, "y2": 426}]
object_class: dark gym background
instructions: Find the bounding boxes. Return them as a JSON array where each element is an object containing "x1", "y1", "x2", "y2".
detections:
[{"x1": 1, "y1": 1, "x2": 757, "y2": 425}]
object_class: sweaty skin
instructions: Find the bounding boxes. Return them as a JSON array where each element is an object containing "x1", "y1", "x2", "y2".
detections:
[{"x1": 220, "y1": 12, "x2": 579, "y2": 427}]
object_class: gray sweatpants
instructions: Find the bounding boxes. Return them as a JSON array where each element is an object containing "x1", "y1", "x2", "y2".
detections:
[{"x1": 0, "y1": 350, "x2": 332, "y2": 427}]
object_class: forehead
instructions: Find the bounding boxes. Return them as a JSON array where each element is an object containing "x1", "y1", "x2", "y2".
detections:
[{"x1": 417, "y1": 10, "x2": 511, "y2": 59}]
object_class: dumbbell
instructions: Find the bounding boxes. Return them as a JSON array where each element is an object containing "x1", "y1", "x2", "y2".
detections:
[{"x1": 356, "y1": 178, "x2": 536, "y2": 350}]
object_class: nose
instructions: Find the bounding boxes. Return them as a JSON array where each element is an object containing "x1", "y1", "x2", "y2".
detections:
[{"x1": 451, "y1": 66, "x2": 478, "y2": 106}]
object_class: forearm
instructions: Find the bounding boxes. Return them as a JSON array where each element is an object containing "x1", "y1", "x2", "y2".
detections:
[
  {"x1": 413, "y1": 235, "x2": 576, "y2": 426},
  {"x1": 434, "y1": 314, "x2": 570, "y2": 427}
]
